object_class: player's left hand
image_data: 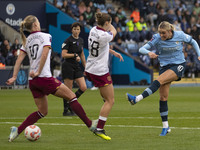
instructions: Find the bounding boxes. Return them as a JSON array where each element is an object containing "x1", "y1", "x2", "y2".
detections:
[
  {"x1": 29, "y1": 71, "x2": 39, "y2": 78},
  {"x1": 198, "y1": 56, "x2": 200, "y2": 61},
  {"x1": 114, "y1": 52, "x2": 124, "y2": 62}
]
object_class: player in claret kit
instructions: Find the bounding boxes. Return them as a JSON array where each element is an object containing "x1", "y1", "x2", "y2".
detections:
[
  {"x1": 126, "y1": 21, "x2": 200, "y2": 136},
  {"x1": 85, "y1": 12, "x2": 123, "y2": 141},
  {"x1": 6, "y1": 15, "x2": 97, "y2": 142}
]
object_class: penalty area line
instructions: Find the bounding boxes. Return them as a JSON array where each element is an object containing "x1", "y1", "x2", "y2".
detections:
[{"x1": 1, "y1": 122, "x2": 200, "y2": 130}]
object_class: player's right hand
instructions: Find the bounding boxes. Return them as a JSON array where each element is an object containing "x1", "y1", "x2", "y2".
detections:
[
  {"x1": 29, "y1": 71, "x2": 39, "y2": 78},
  {"x1": 148, "y1": 52, "x2": 158, "y2": 59},
  {"x1": 6, "y1": 77, "x2": 17, "y2": 85}
]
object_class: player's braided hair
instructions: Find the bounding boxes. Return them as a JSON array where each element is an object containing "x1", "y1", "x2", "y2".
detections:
[
  {"x1": 95, "y1": 12, "x2": 111, "y2": 26},
  {"x1": 20, "y1": 15, "x2": 37, "y2": 46}
]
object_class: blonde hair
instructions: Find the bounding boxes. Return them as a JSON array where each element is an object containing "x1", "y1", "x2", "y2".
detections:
[
  {"x1": 20, "y1": 15, "x2": 37, "y2": 46},
  {"x1": 95, "y1": 12, "x2": 111, "y2": 26},
  {"x1": 158, "y1": 21, "x2": 175, "y2": 32}
]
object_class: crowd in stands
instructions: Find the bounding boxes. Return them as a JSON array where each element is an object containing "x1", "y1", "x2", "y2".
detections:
[
  {"x1": 0, "y1": 32, "x2": 23, "y2": 66},
  {"x1": 1, "y1": 0, "x2": 200, "y2": 78},
  {"x1": 0, "y1": 30, "x2": 30, "y2": 67},
  {"x1": 111, "y1": 0, "x2": 200, "y2": 75}
]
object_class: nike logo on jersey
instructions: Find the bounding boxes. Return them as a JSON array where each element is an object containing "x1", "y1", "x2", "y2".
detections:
[{"x1": 62, "y1": 43, "x2": 66, "y2": 48}]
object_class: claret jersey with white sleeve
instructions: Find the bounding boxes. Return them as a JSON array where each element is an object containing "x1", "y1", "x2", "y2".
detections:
[
  {"x1": 85, "y1": 26, "x2": 113, "y2": 75},
  {"x1": 20, "y1": 31, "x2": 52, "y2": 79}
]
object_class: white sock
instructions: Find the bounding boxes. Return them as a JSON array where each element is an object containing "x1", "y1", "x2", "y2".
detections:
[
  {"x1": 136, "y1": 94, "x2": 143, "y2": 102},
  {"x1": 162, "y1": 121, "x2": 169, "y2": 128},
  {"x1": 99, "y1": 116, "x2": 107, "y2": 121}
]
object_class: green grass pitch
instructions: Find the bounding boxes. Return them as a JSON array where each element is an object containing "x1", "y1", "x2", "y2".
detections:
[{"x1": 0, "y1": 86, "x2": 200, "y2": 150}]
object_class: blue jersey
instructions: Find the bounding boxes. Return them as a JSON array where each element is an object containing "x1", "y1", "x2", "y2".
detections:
[{"x1": 148, "y1": 31, "x2": 192, "y2": 67}]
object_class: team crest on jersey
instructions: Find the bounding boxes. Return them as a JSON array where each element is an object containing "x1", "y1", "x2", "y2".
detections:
[
  {"x1": 176, "y1": 41, "x2": 179, "y2": 44},
  {"x1": 177, "y1": 65, "x2": 184, "y2": 72},
  {"x1": 150, "y1": 37, "x2": 155, "y2": 41}
]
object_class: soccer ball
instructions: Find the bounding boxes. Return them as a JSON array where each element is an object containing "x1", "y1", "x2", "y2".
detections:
[{"x1": 24, "y1": 125, "x2": 41, "y2": 141}]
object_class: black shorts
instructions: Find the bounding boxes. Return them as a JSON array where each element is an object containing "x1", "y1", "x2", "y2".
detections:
[
  {"x1": 61, "y1": 61, "x2": 83, "y2": 80},
  {"x1": 159, "y1": 62, "x2": 186, "y2": 81}
]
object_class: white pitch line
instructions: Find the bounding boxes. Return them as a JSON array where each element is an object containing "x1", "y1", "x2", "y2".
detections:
[
  {"x1": 1, "y1": 122, "x2": 200, "y2": 130},
  {"x1": 1, "y1": 116, "x2": 200, "y2": 120}
]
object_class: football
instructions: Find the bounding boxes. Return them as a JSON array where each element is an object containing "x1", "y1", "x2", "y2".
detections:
[{"x1": 24, "y1": 125, "x2": 41, "y2": 141}]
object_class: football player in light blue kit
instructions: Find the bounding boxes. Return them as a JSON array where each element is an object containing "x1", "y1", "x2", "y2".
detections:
[{"x1": 127, "y1": 21, "x2": 200, "y2": 136}]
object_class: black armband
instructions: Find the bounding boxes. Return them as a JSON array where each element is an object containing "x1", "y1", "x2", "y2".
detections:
[{"x1": 74, "y1": 53, "x2": 77, "y2": 58}]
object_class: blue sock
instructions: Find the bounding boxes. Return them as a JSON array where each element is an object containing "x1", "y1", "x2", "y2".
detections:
[
  {"x1": 141, "y1": 80, "x2": 160, "y2": 99},
  {"x1": 159, "y1": 100, "x2": 168, "y2": 122}
]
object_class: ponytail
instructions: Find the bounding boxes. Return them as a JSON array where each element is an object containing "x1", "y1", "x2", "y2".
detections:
[
  {"x1": 19, "y1": 15, "x2": 37, "y2": 47},
  {"x1": 20, "y1": 21, "x2": 26, "y2": 47}
]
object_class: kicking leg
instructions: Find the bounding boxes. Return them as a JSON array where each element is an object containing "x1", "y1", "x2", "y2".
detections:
[
  {"x1": 54, "y1": 84, "x2": 92, "y2": 128},
  {"x1": 127, "y1": 69, "x2": 178, "y2": 105}
]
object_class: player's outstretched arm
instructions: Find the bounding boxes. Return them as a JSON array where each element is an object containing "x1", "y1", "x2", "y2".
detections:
[
  {"x1": 190, "y1": 39, "x2": 200, "y2": 61},
  {"x1": 109, "y1": 49, "x2": 124, "y2": 62},
  {"x1": 139, "y1": 43, "x2": 158, "y2": 59},
  {"x1": 6, "y1": 51, "x2": 26, "y2": 85}
]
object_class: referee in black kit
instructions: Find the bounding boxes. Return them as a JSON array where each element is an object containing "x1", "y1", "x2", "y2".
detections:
[{"x1": 61, "y1": 22, "x2": 87, "y2": 116}]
